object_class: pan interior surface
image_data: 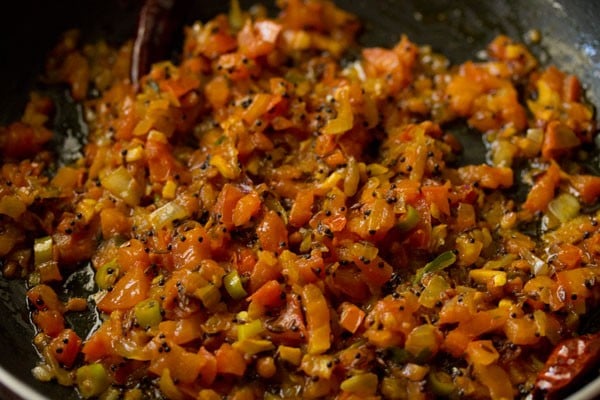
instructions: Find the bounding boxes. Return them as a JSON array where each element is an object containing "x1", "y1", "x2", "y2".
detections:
[{"x1": 0, "y1": 1, "x2": 598, "y2": 399}]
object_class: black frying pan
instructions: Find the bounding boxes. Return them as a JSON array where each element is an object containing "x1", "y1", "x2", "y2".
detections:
[{"x1": 0, "y1": 1, "x2": 599, "y2": 399}]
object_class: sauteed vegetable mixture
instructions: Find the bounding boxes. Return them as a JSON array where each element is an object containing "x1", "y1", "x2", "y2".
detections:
[{"x1": 1, "y1": 0, "x2": 599, "y2": 399}]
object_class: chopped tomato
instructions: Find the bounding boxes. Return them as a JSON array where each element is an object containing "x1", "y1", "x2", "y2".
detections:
[
  {"x1": 49, "y1": 329, "x2": 82, "y2": 368},
  {"x1": 97, "y1": 263, "x2": 151, "y2": 312}
]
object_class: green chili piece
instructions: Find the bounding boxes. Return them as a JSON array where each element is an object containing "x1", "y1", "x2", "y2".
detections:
[
  {"x1": 413, "y1": 250, "x2": 456, "y2": 285},
  {"x1": 397, "y1": 205, "x2": 419, "y2": 232},
  {"x1": 76, "y1": 363, "x2": 110, "y2": 399},
  {"x1": 95, "y1": 259, "x2": 120, "y2": 290},
  {"x1": 224, "y1": 270, "x2": 247, "y2": 300},
  {"x1": 134, "y1": 299, "x2": 162, "y2": 328},
  {"x1": 237, "y1": 319, "x2": 264, "y2": 341},
  {"x1": 428, "y1": 370, "x2": 456, "y2": 396},
  {"x1": 406, "y1": 324, "x2": 439, "y2": 361}
]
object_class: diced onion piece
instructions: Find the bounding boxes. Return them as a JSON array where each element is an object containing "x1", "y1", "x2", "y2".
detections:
[
  {"x1": 469, "y1": 269, "x2": 507, "y2": 287},
  {"x1": 0, "y1": 195, "x2": 26, "y2": 219},
  {"x1": 526, "y1": 128, "x2": 544, "y2": 151},
  {"x1": 32, "y1": 365, "x2": 53, "y2": 382},
  {"x1": 343, "y1": 157, "x2": 360, "y2": 196},
  {"x1": 149, "y1": 201, "x2": 189, "y2": 230},
  {"x1": 350, "y1": 242, "x2": 379, "y2": 262},
  {"x1": 162, "y1": 180, "x2": 177, "y2": 200},
  {"x1": 34, "y1": 236, "x2": 53, "y2": 266},
  {"x1": 278, "y1": 345, "x2": 302, "y2": 366},
  {"x1": 75, "y1": 199, "x2": 97, "y2": 224},
  {"x1": 340, "y1": 373, "x2": 378, "y2": 395},
  {"x1": 548, "y1": 193, "x2": 580, "y2": 223},
  {"x1": 210, "y1": 154, "x2": 240, "y2": 180},
  {"x1": 519, "y1": 248, "x2": 549, "y2": 276},
  {"x1": 300, "y1": 354, "x2": 336, "y2": 380},
  {"x1": 232, "y1": 338, "x2": 274, "y2": 356},
  {"x1": 321, "y1": 86, "x2": 353, "y2": 135},
  {"x1": 381, "y1": 377, "x2": 406, "y2": 399},
  {"x1": 401, "y1": 363, "x2": 429, "y2": 381},
  {"x1": 158, "y1": 369, "x2": 184, "y2": 400},
  {"x1": 466, "y1": 340, "x2": 500, "y2": 366},
  {"x1": 100, "y1": 166, "x2": 142, "y2": 206},
  {"x1": 194, "y1": 284, "x2": 221, "y2": 309},
  {"x1": 482, "y1": 254, "x2": 516, "y2": 270},
  {"x1": 125, "y1": 145, "x2": 144, "y2": 162},
  {"x1": 366, "y1": 163, "x2": 389, "y2": 176}
]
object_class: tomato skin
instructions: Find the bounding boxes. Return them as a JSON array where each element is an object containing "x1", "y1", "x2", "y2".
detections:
[
  {"x1": 523, "y1": 160, "x2": 561, "y2": 213},
  {"x1": 256, "y1": 210, "x2": 288, "y2": 253},
  {"x1": 457, "y1": 165, "x2": 514, "y2": 189},
  {"x1": 100, "y1": 208, "x2": 131, "y2": 238},
  {"x1": 33, "y1": 310, "x2": 65, "y2": 337},
  {"x1": 422, "y1": 185, "x2": 450, "y2": 216},
  {"x1": 117, "y1": 239, "x2": 150, "y2": 274},
  {"x1": 238, "y1": 20, "x2": 282, "y2": 59},
  {"x1": 27, "y1": 285, "x2": 63, "y2": 311},
  {"x1": 249, "y1": 252, "x2": 282, "y2": 293},
  {"x1": 171, "y1": 226, "x2": 210, "y2": 271},
  {"x1": 339, "y1": 302, "x2": 366, "y2": 334},
  {"x1": 148, "y1": 339, "x2": 209, "y2": 384},
  {"x1": 81, "y1": 323, "x2": 112, "y2": 362},
  {"x1": 215, "y1": 343, "x2": 246, "y2": 376},
  {"x1": 213, "y1": 184, "x2": 245, "y2": 230},
  {"x1": 53, "y1": 224, "x2": 98, "y2": 266},
  {"x1": 97, "y1": 263, "x2": 151, "y2": 313},
  {"x1": 158, "y1": 313, "x2": 204, "y2": 345},
  {"x1": 542, "y1": 121, "x2": 581, "y2": 159},
  {"x1": 233, "y1": 192, "x2": 261, "y2": 227},
  {"x1": 289, "y1": 190, "x2": 314, "y2": 228},
  {"x1": 248, "y1": 280, "x2": 283, "y2": 308},
  {"x1": 145, "y1": 138, "x2": 180, "y2": 183},
  {"x1": 301, "y1": 284, "x2": 331, "y2": 355},
  {"x1": 49, "y1": 329, "x2": 82, "y2": 368},
  {"x1": 267, "y1": 293, "x2": 307, "y2": 345},
  {"x1": 571, "y1": 174, "x2": 600, "y2": 204}
]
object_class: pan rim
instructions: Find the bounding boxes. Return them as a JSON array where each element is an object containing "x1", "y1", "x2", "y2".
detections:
[{"x1": 0, "y1": 365, "x2": 47, "y2": 400}]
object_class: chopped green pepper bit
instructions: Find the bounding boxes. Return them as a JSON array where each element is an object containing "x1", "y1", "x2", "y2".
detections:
[
  {"x1": 396, "y1": 205, "x2": 419, "y2": 232},
  {"x1": 224, "y1": 269, "x2": 248, "y2": 300},
  {"x1": 95, "y1": 259, "x2": 120, "y2": 290},
  {"x1": 428, "y1": 370, "x2": 456, "y2": 396},
  {"x1": 134, "y1": 298, "x2": 163, "y2": 328},
  {"x1": 413, "y1": 250, "x2": 457, "y2": 285},
  {"x1": 76, "y1": 363, "x2": 110, "y2": 399}
]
